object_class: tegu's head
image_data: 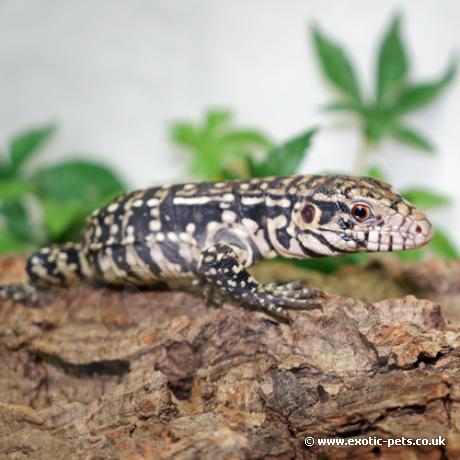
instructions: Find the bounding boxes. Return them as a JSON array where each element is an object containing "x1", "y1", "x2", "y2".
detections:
[{"x1": 288, "y1": 175, "x2": 433, "y2": 256}]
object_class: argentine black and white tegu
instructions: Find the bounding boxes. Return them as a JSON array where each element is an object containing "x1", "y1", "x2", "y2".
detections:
[{"x1": 0, "y1": 175, "x2": 433, "y2": 320}]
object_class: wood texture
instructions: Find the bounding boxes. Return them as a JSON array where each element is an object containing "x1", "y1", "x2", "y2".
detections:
[{"x1": 1, "y1": 255, "x2": 460, "y2": 459}]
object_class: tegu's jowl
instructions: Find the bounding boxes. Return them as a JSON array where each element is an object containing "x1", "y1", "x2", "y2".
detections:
[{"x1": 0, "y1": 175, "x2": 433, "y2": 320}]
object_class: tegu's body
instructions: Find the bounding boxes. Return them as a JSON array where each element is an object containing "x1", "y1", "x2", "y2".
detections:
[{"x1": 2, "y1": 175, "x2": 433, "y2": 320}]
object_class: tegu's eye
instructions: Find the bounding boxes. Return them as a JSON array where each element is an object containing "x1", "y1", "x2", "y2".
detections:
[
  {"x1": 301, "y1": 204, "x2": 316, "y2": 224},
  {"x1": 351, "y1": 204, "x2": 371, "y2": 222}
]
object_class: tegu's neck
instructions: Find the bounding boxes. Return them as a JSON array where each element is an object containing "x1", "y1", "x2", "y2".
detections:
[
  {"x1": 234, "y1": 176, "x2": 303, "y2": 261},
  {"x1": 234, "y1": 175, "x2": 348, "y2": 261}
]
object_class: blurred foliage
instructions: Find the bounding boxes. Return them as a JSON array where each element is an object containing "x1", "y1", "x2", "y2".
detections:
[
  {"x1": 0, "y1": 124, "x2": 126, "y2": 253},
  {"x1": 0, "y1": 14, "x2": 455, "y2": 272},
  {"x1": 310, "y1": 14, "x2": 458, "y2": 265},
  {"x1": 171, "y1": 110, "x2": 272, "y2": 180},
  {"x1": 171, "y1": 109, "x2": 316, "y2": 181},
  {"x1": 312, "y1": 15, "x2": 456, "y2": 152}
]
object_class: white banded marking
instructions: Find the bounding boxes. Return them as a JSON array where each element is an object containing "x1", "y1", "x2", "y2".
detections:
[
  {"x1": 173, "y1": 193, "x2": 235, "y2": 206},
  {"x1": 266, "y1": 197, "x2": 291, "y2": 208},
  {"x1": 241, "y1": 196, "x2": 265, "y2": 206}
]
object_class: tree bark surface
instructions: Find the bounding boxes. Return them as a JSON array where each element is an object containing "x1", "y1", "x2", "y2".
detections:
[{"x1": 1, "y1": 255, "x2": 460, "y2": 459}]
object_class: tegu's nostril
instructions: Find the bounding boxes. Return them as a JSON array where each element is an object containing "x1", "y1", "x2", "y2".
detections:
[{"x1": 413, "y1": 219, "x2": 434, "y2": 246}]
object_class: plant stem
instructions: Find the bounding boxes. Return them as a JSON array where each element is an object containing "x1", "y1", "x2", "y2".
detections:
[{"x1": 353, "y1": 136, "x2": 373, "y2": 175}]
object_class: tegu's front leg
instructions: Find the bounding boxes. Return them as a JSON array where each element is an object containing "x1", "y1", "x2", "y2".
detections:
[{"x1": 197, "y1": 243, "x2": 323, "y2": 321}]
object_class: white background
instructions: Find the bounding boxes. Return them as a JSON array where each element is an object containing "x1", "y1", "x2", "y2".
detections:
[{"x1": 0, "y1": 0, "x2": 458, "y2": 246}]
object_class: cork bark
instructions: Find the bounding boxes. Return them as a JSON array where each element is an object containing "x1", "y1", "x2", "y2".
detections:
[{"x1": 1, "y1": 254, "x2": 460, "y2": 459}]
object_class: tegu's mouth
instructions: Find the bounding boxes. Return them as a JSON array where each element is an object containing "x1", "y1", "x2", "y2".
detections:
[{"x1": 356, "y1": 219, "x2": 434, "y2": 252}]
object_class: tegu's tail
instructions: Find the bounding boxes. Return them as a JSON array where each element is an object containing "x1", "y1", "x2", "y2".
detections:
[
  {"x1": 0, "y1": 243, "x2": 86, "y2": 304},
  {"x1": 26, "y1": 243, "x2": 85, "y2": 286}
]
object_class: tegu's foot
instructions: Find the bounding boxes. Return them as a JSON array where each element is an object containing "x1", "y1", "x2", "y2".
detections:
[
  {"x1": 251, "y1": 282, "x2": 324, "y2": 322},
  {"x1": 197, "y1": 243, "x2": 325, "y2": 322},
  {"x1": 0, "y1": 282, "x2": 69, "y2": 307},
  {"x1": 0, "y1": 283, "x2": 40, "y2": 304}
]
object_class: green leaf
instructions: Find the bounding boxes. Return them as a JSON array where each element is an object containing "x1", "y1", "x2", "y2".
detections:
[
  {"x1": 394, "y1": 60, "x2": 457, "y2": 114},
  {"x1": 429, "y1": 228, "x2": 459, "y2": 260},
  {"x1": 221, "y1": 168, "x2": 245, "y2": 180},
  {"x1": 364, "y1": 108, "x2": 391, "y2": 144},
  {"x1": 205, "y1": 110, "x2": 232, "y2": 132},
  {"x1": 245, "y1": 155, "x2": 260, "y2": 178},
  {"x1": 322, "y1": 102, "x2": 365, "y2": 113},
  {"x1": 170, "y1": 123, "x2": 199, "y2": 147},
  {"x1": 255, "y1": 129, "x2": 316, "y2": 177},
  {"x1": 171, "y1": 109, "x2": 280, "y2": 181},
  {"x1": 220, "y1": 130, "x2": 272, "y2": 148},
  {"x1": 365, "y1": 122, "x2": 388, "y2": 144},
  {"x1": 189, "y1": 144, "x2": 225, "y2": 181},
  {"x1": 0, "y1": 200, "x2": 33, "y2": 243},
  {"x1": 376, "y1": 15, "x2": 408, "y2": 104},
  {"x1": 9, "y1": 124, "x2": 56, "y2": 174},
  {"x1": 390, "y1": 124, "x2": 434, "y2": 152},
  {"x1": 402, "y1": 188, "x2": 450, "y2": 209},
  {"x1": 366, "y1": 166, "x2": 387, "y2": 180},
  {"x1": 31, "y1": 159, "x2": 126, "y2": 206},
  {"x1": 395, "y1": 247, "x2": 425, "y2": 262},
  {"x1": 0, "y1": 160, "x2": 14, "y2": 180},
  {"x1": 32, "y1": 161, "x2": 126, "y2": 242},
  {"x1": 42, "y1": 199, "x2": 83, "y2": 239},
  {"x1": 293, "y1": 253, "x2": 370, "y2": 274},
  {"x1": 311, "y1": 26, "x2": 362, "y2": 102},
  {"x1": 0, "y1": 230, "x2": 29, "y2": 253},
  {"x1": 0, "y1": 180, "x2": 32, "y2": 199}
]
